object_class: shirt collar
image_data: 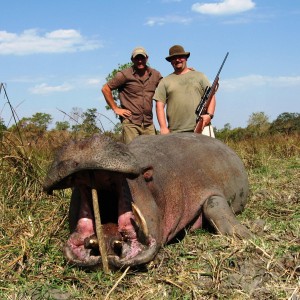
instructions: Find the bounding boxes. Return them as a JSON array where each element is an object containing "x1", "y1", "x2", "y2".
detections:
[{"x1": 132, "y1": 66, "x2": 151, "y2": 76}]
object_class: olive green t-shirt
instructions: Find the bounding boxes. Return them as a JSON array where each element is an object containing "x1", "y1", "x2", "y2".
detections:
[{"x1": 153, "y1": 70, "x2": 210, "y2": 132}]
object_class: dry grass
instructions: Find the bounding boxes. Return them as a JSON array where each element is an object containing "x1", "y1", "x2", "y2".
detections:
[{"x1": 0, "y1": 132, "x2": 299, "y2": 299}]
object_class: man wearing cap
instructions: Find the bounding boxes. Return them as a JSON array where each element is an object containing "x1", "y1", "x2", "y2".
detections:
[
  {"x1": 153, "y1": 45, "x2": 216, "y2": 137},
  {"x1": 102, "y1": 47, "x2": 162, "y2": 144}
]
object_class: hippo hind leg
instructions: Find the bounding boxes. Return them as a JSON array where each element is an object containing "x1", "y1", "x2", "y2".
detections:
[{"x1": 203, "y1": 196, "x2": 252, "y2": 239}]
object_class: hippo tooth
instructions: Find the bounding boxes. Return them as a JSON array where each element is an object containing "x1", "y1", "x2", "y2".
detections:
[{"x1": 132, "y1": 202, "x2": 149, "y2": 240}]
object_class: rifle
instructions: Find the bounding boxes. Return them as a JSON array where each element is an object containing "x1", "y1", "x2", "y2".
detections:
[{"x1": 194, "y1": 52, "x2": 229, "y2": 133}]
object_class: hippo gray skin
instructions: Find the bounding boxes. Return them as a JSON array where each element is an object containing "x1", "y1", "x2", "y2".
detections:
[{"x1": 43, "y1": 133, "x2": 251, "y2": 269}]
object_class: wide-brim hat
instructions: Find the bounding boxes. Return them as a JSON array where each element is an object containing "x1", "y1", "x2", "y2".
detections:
[{"x1": 165, "y1": 45, "x2": 190, "y2": 62}]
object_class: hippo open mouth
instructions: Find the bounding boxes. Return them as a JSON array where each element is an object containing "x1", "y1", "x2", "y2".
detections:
[{"x1": 60, "y1": 170, "x2": 157, "y2": 269}]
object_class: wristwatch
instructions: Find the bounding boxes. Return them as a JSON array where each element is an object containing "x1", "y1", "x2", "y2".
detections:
[{"x1": 206, "y1": 113, "x2": 214, "y2": 119}]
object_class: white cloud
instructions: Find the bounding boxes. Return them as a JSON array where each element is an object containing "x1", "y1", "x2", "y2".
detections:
[
  {"x1": 145, "y1": 15, "x2": 192, "y2": 26},
  {"x1": 84, "y1": 78, "x2": 103, "y2": 86},
  {"x1": 0, "y1": 29, "x2": 102, "y2": 55},
  {"x1": 29, "y1": 83, "x2": 73, "y2": 95},
  {"x1": 27, "y1": 76, "x2": 103, "y2": 95},
  {"x1": 192, "y1": 0, "x2": 255, "y2": 15},
  {"x1": 222, "y1": 75, "x2": 300, "y2": 91}
]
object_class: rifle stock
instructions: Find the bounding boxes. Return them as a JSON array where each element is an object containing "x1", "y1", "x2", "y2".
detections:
[{"x1": 194, "y1": 52, "x2": 229, "y2": 134}]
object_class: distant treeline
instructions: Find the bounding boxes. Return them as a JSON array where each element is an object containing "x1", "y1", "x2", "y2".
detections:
[
  {"x1": 1, "y1": 109, "x2": 299, "y2": 142},
  {"x1": 215, "y1": 112, "x2": 300, "y2": 141}
]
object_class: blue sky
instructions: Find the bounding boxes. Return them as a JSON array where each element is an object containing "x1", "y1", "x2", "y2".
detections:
[{"x1": 0, "y1": 0, "x2": 299, "y2": 131}]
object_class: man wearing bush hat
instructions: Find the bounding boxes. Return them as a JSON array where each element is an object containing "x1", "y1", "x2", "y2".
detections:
[
  {"x1": 154, "y1": 44, "x2": 216, "y2": 137},
  {"x1": 102, "y1": 46, "x2": 162, "y2": 144}
]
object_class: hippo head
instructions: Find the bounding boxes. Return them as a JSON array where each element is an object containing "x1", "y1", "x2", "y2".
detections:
[{"x1": 43, "y1": 134, "x2": 160, "y2": 269}]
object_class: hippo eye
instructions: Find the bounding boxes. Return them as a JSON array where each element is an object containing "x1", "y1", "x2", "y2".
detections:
[{"x1": 72, "y1": 161, "x2": 79, "y2": 167}]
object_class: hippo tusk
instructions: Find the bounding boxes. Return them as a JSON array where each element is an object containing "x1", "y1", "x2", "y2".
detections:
[{"x1": 131, "y1": 202, "x2": 149, "y2": 242}]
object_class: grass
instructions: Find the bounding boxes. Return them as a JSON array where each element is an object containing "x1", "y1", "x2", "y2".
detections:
[{"x1": 0, "y1": 131, "x2": 299, "y2": 299}]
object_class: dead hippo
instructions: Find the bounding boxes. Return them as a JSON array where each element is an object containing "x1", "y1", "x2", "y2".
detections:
[{"x1": 43, "y1": 133, "x2": 251, "y2": 269}]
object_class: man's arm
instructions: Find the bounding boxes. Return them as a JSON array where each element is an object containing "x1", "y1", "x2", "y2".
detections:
[
  {"x1": 101, "y1": 84, "x2": 132, "y2": 118},
  {"x1": 156, "y1": 101, "x2": 170, "y2": 134}
]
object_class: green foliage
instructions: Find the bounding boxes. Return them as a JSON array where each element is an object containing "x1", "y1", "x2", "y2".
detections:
[
  {"x1": 81, "y1": 108, "x2": 100, "y2": 134},
  {"x1": 69, "y1": 107, "x2": 102, "y2": 136},
  {"x1": 0, "y1": 118, "x2": 7, "y2": 140},
  {"x1": 11, "y1": 113, "x2": 53, "y2": 133},
  {"x1": 0, "y1": 117, "x2": 6, "y2": 131},
  {"x1": 269, "y1": 112, "x2": 300, "y2": 134},
  {"x1": 215, "y1": 126, "x2": 247, "y2": 142},
  {"x1": 55, "y1": 121, "x2": 70, "y2": 131},
  {"x1": 247, "y1": 111, "x2": 270, "y2": 127},
  {"x1": 246, "y1": 111, "x2": 270, "y2": 137},
  {"x1": 216, "y1": 111, "x2": 300, "y2": 141},
  {"x1": 29, "y1": 112, "x2": 53, "y2": 130}
]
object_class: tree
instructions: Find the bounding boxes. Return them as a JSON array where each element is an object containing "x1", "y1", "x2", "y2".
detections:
[
  {"x1": 81, "y1": 108, "x2": 100, "y2": 134},
  {"x1": 55, "y1": 121, "x2": 70, "y2": 131},
  {"x1": 69, "y1": 107, "x2": 83, "y2": 133},
  {"x1": 270, "y1": 112, "x2": 300, "y2": 134},
  {"x1": 247, "y1": 112, "x2": 269, "y2": 127},
  {"x1": 0, "y1": 117, "x2": 7, "y2": 131},
  {"x1": 216, "y1": 124, "x2": 246, "y2": 142},
  {"x1": 215, "y1": 123, "x2": 232, "y2": 141},
  {"x1": 247, "y1": 111, "x2": 270, "y2": 137},
  {"x1": 12, "y1": 113, "x2": 52, "y2": 132},
  {"x1": 224, "y1": 123, "x2": 232, "y2": 131},
  {"x1": 69, "y1": 108, "x2": 101, "y2": 135},
  {"x1": 0, "y1": 117, "x2": 7, "y2": 140},
  {"x1": 30, "y1": 112, "x2": 53, "y2": 131}
]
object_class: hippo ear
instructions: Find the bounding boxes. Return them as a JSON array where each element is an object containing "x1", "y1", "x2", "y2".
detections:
[{"x1": 142, "y1": 167, "x2": 153, "y2": 182}]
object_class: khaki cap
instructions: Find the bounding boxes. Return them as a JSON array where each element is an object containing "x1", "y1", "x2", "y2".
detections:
[{"x1": 131, "y1": 47, "x2": 148, "y2": 58}]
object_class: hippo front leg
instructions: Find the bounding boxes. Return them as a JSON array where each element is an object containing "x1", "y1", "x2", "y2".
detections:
[{"x1": 203, "y1": 196, "x2": 252, "y2": 239}]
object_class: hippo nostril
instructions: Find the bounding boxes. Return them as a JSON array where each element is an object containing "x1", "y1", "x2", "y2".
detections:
[
  {"x1": 84, "y1": 235, "x2": 98, "y2": 249},
  {"x1": 112, "y1": 240, "x2": 123, "y2": 256}
]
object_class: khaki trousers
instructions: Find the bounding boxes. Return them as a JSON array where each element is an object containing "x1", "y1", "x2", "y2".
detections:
[{"x1": 122, "y1": 119, "x2": 156, "y2": 144}]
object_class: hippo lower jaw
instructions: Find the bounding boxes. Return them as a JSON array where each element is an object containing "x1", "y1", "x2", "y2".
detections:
[
  {"x1": 64, "y1": 239, "x2": 102, "y2": 267},
  {"x1": 108, "y1": 237, "x2": 158, "y2": 268},
  {"x1": 63, "y1": 228, "x2": 158, "y2": 268}
]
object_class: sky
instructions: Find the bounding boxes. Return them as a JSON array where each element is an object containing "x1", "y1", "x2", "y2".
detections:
[{"x1": 0, "y1": 0, "x2": 299, "y2": 131}]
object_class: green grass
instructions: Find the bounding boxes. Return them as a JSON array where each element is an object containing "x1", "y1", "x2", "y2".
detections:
[{"x1": 0, "y1": 132, "x2": 299, "y2": 299}]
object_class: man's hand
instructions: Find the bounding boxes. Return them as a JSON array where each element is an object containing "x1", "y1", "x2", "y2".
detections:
[
  {"x1": 102, "y1": 84, "x2": 132, "y2": 118},
  {"x1": 200, "y1": 114, "x2": 212, "y2": 130},
  {"x1": 114, "y1": 107, "x2": 132, "y2": 118},
  {"x1": 160, "y1": 127, "x2": 170, "y2": 135}
]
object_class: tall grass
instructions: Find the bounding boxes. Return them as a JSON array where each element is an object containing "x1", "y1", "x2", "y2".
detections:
[{"x1": 0, "y1": 131, "x2": 299, "y2": 299}]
